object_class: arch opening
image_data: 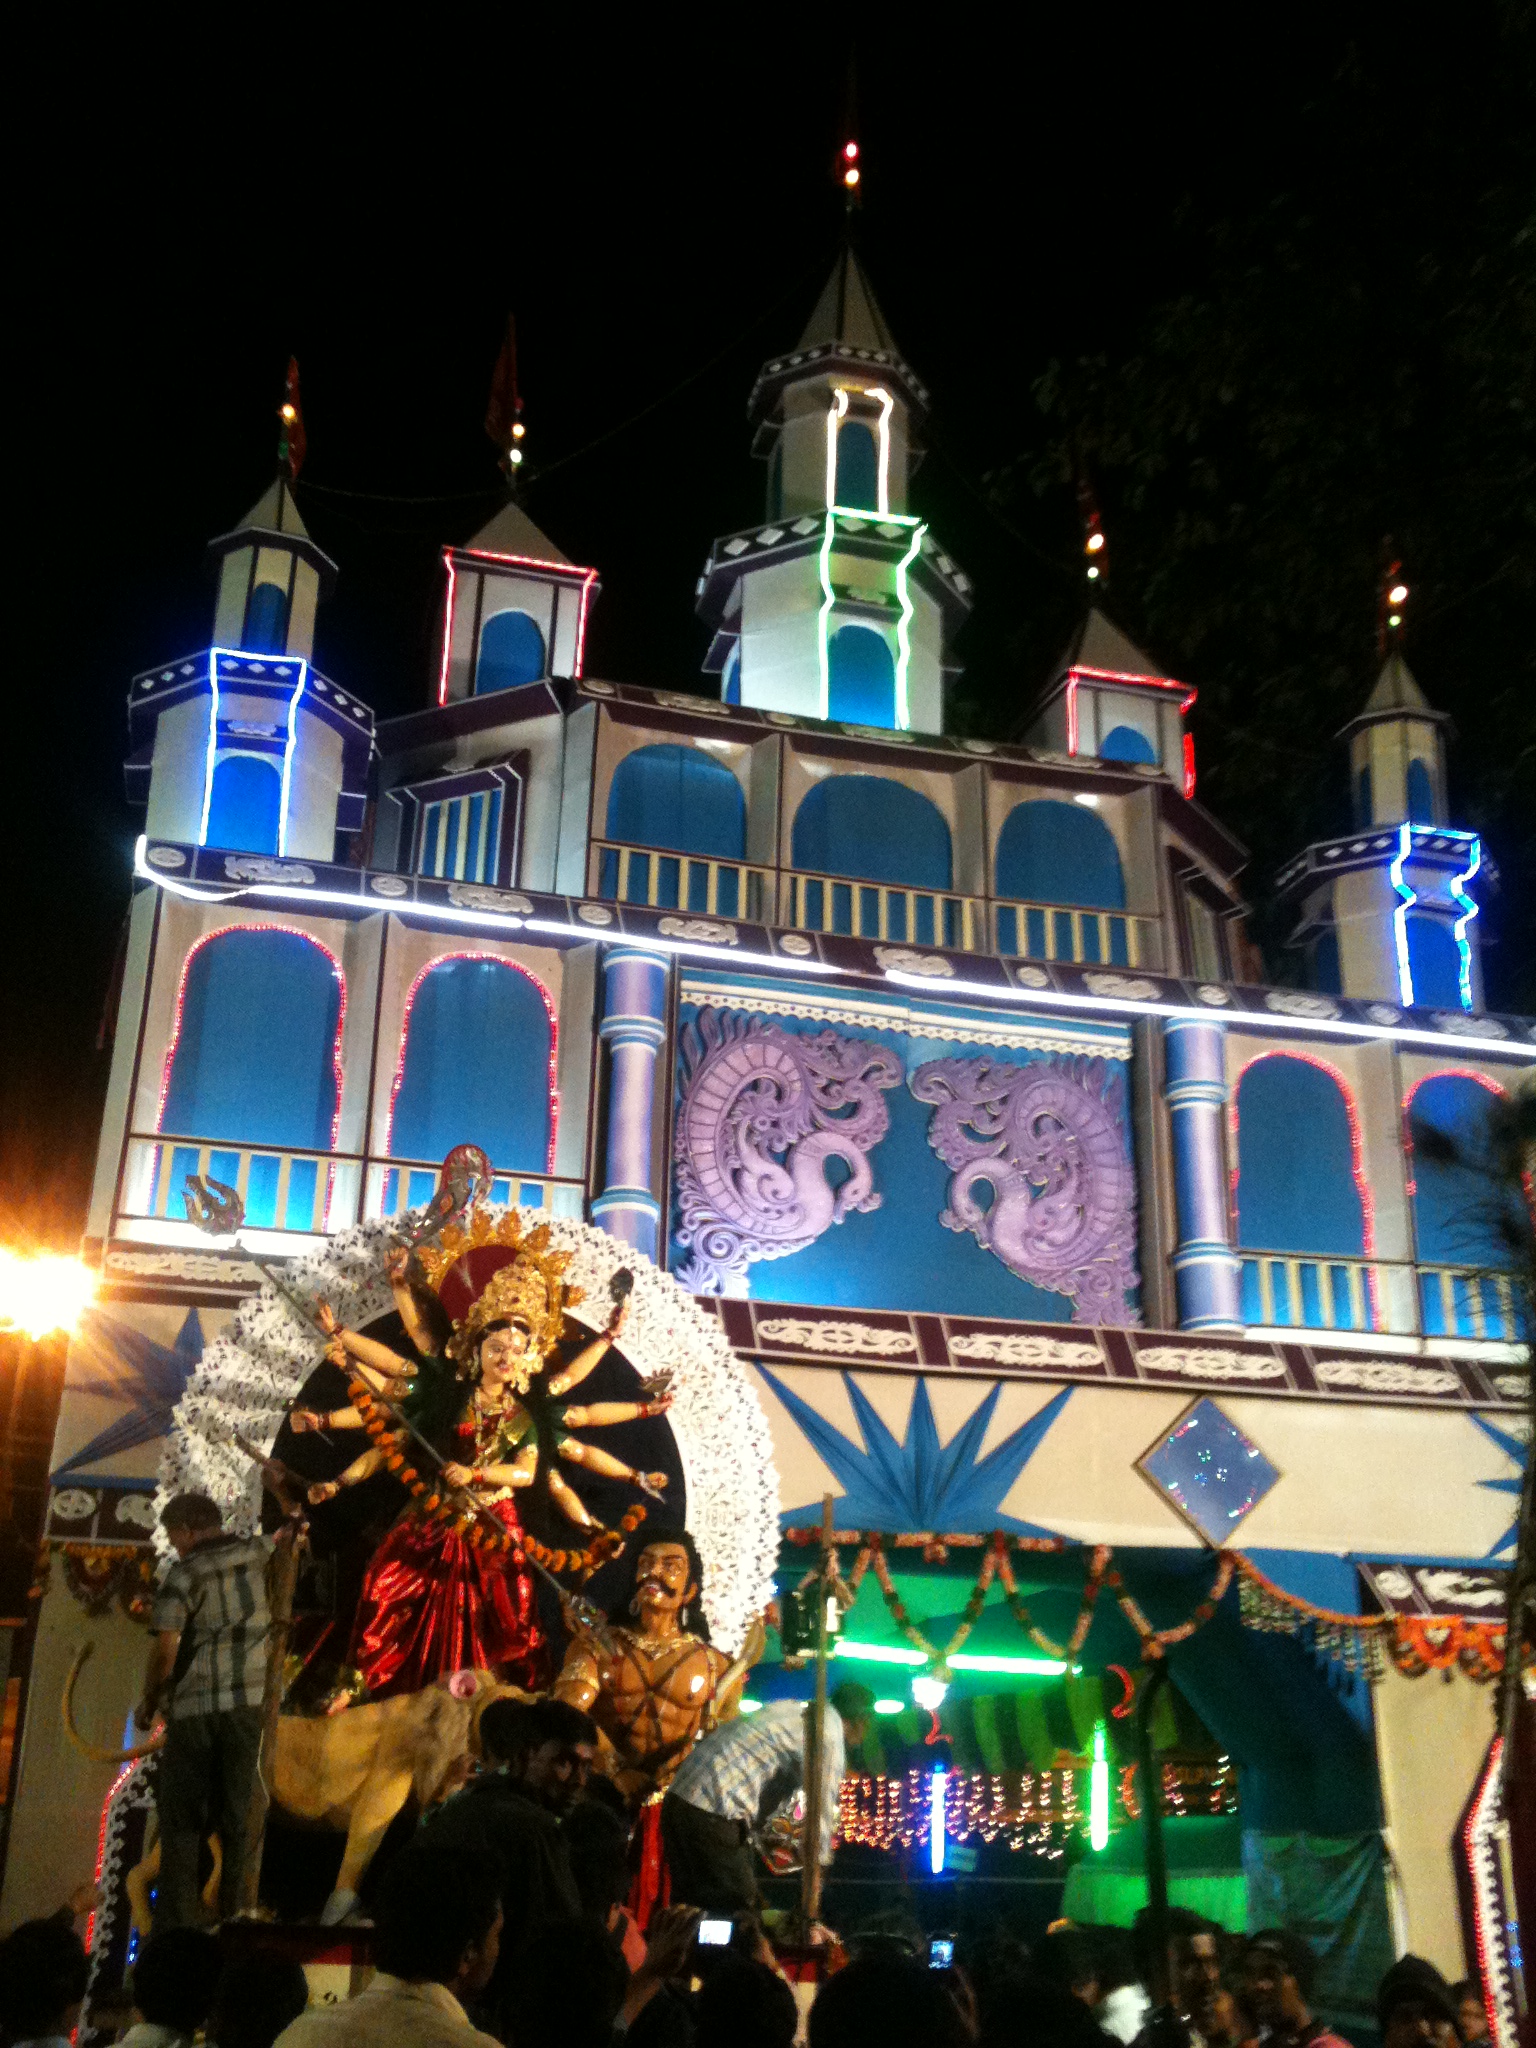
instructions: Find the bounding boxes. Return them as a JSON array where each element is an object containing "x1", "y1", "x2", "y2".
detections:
[{"x1": 477, "y1": 608, "x2": 547, "y2": 694}]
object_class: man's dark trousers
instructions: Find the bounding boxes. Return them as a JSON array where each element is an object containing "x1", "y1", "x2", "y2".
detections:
[{"x1": 154, "y1": 1706, "x2": 264, "y2": 1929}]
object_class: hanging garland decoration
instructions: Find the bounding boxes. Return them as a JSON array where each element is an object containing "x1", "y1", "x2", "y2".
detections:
[
  {"x1": 865, "y1": 1534, "x2": 1004, "y2": 1673},
  {"x1": 995, "y1": 1540, "x2": 1110, "y2": 1659},
  {"x1": 1234, "y1": 1553, "x2": 1508, "y2": 1684},
  {"x1": 1112, "y1": 1553, "x2": 1235, "y2": 1660}
]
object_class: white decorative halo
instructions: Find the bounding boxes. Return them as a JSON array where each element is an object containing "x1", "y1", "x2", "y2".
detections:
[{"x1": 157, "y1": 1210, "x2": 781, "y2": 1654}]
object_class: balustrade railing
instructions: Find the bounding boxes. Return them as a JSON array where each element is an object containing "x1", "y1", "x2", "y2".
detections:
[
  {"x1": 1417, "y1": 1264, "x2": 1531, "y2": 1345},
  {"x1": 991, "y1": 897, "x2": 1154, "y2": 970},
  {"x1": 119, "y1": 1134, "x2": 584, "y2": 1245},
  {"x1": 784, "y1": 868, "x2": 986, "y2": 951},
  {"x1": 590, "y1": 840, "x2": 775, "y2": 923},
  {"x1": 1239, "y1": 1250, "x2": 1395, "y2": 1333}
]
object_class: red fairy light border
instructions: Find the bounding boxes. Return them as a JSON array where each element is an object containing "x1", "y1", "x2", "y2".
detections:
[{"x1": 436, "y1": 547, "x2": 600, "y2": 706}]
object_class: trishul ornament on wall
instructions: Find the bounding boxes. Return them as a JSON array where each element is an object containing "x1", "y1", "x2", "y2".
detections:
[
  {"x1": 673, "y1": 1008, "x2": 903, "y2": 1293},
  {"x1": 911, "y1": 1053, "x2": 1141, "y2": 1326}
]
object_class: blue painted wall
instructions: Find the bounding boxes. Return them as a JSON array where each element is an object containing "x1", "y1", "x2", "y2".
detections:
[
  {"x1": 391, "y1": 956, "x2": 553, "y2": 1170},
  {"x1": 606, "y1": 744, "x2": 745, "y2": 858},
  {"x1": 478, "y1": 608, "x2": 546, "y2": 693},
  {"x1": 1100, "y1": 724, "x2": 1157, "y2": 766},
  {"x1": 827, "y1": 626, "x2": 896, "y2": 727},
  {"x1": 1406, "y1": 758, "x2": 1434, "y2": 824},
  {"x1": 1407, "y1": 914, "x2": 1464, "y2": 1010},
  {"x1": 244, "y1": 581, "x2": 288, "y2": 654},
  {"x1": 995, "y1": 799, "x2": 1126, "y2": 909},
  {"x1": 1233, "y1": 1055, "x2": 1365, "y2": 1256},
  {"x1": 206, "y1": 755, "x2": 281, "y2": 854},
  {"x1": 835, "y1": 421, "x2": 880, "y2": 509},
  {"x1": 792, "y1": 776, "x2": 952, "y2": 889},
  {"x1": 161, "y1": 928, "x2": 341, "y2": 1147}
]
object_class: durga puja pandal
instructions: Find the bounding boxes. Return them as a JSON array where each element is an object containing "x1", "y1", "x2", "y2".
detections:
[{"x1": 1, "y1": 237, "x2": 1528, "y2": 2048}]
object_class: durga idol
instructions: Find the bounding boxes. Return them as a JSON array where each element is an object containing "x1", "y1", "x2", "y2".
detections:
[{"x1": 292, "y1": 1212, "x2": 672, "y2": 1699}]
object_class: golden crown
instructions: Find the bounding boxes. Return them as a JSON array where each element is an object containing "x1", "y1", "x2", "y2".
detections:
[{"x1": 413, "y1": 1207, "x2": 583, "y2": 1367}]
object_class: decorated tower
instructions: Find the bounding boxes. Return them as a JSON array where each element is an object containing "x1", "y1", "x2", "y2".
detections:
[{"x1": 695, "y1": 244, "x2": 971, "y2": 731}]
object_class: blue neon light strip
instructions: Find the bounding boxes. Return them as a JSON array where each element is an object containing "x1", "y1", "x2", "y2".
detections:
[
  {"x1": 197, "y1": 647, "x2": 310, "y2": 854},
  {"x1": 1390, "y1": 822, "x2": 1482, "y2": 1012},
  {"x1": 817, "y1": 508, "x2": 924, "y2": 729},
  {"x1": 1389, "y1": 823, "x2": 1417, "y2": 1007},
  {"x1": 929, "y1": 1764, "x2": 946, "y2": 1875},
  {"x1": 1449, "y1": 836, "x2": 1482, "y2": 1011},
  {"x1": 278, "y1": 658, "x2": 311, "y2": 857},
  {"x1": 893, "y1": 521, "x2": 927, "y2": 731}
]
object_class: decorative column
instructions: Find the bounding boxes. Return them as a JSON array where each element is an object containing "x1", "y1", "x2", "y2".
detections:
[
  {"x1": 1161, "y1": 1019, "x2": 1244, "y2": 1332},
  {"x1": 591, "y1": 946, "x2": 668, "y2": 1259}
]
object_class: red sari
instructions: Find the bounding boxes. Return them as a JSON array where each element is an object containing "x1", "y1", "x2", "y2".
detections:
[{"x1": 349, "y1": 1419, "x2": 546, "y2": 1697}]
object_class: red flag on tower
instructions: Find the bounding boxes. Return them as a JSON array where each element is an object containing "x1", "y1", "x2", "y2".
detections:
[
  {"x1": 278, "y1": 358, "x2": 307, "y2": 481},
  {"x1": 485, "y1": 316, "x2": 524, "y2": 481}
]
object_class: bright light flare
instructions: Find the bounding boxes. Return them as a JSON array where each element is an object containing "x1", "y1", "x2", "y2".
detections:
[
  {"x1": 929, "y1": 1764, "x2": 947, "y2": 1874},
  {"x1": 844, "y1": 167, "x2": 860, "y2": 188},
  {"x1": 912, "y1": 1673, "x2": 949, "y2": 1712},
  {"x1": 1389, "y1": 583, "x2": 1409, "y2": 605},
  {"x1": 1090, "y1": 1719, "x2": 1110, "y2": 1851},
  {"x1": 1086, "y1": 531, "x2": 1105, "y2": 553},
  {"x1": 844, "y1": 141, "x2": 859, "y2": 161},
  {"x1": 0, "y1": 1250, "x2": 95, "y2": 1338}
]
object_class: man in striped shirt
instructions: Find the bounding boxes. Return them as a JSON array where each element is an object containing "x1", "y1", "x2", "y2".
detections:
[
  {"x1": 139, "y1": 1493, "x2": 272, "y2": 1930},
  {"x1": 661, "y1": 1682, "x2": 872, "y2": 1914}
]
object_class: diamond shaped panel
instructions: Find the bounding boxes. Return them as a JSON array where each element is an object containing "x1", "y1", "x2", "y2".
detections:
[{"x1": 1137, "y1": 1397, "x2": 1279, "y2": 1545}]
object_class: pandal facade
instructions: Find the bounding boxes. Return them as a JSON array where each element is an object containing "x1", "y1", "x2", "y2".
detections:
[{"x1": 3, "y1": 248, "x2": 1527, "y2": 2014}]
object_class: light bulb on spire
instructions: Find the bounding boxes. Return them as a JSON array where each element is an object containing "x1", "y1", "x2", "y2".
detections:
[
  {"x1": 1377, "y1": 545, "x2": 1409, "y2": 654},
  {"x1": 486, "y1": 314, "x2": 526, "y2": 490},
  {"x1": 277, "y1": 357, "x2": 306, "y2": 482},
  {"x1": 1077, "y1": 472, "x2": 1107, "y2": 587},
  {"x1": 840, "y1": 137, "x2": 862, "y2": 206}
]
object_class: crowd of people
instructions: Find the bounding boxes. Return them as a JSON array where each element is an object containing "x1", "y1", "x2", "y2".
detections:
[{"x1": 0, "y1": 1716, "x2": 1495, "y2": 2048}]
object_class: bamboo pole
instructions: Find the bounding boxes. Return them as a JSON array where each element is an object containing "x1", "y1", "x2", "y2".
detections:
[
  {"x1": 236, "y1": 1520, "x2": 301, "y2": 1914},
  {"x1": 800, "y1": 1494, "x2": 835, "y2": 1933}
]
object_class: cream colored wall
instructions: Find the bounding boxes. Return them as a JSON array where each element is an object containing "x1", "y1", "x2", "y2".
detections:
[
  {"x1": 0, "y1": 1580, "x2": 149, "y2": 1931},
  {"x1": 740, "y1": 557, "x2": 823, "y2": 718},
  {"x1": 145, "y1": 695, "x2": 214, "y2": 845},
  {"x1": 1334, "y1": 866, "x2": 1400, "y2": 1003},
  {"x1": 1374, "y1": 1663, "x2": 1495, "y2": 1979},
  {"x1": 283, "y1": 713, "x2": 345, "y2": 860}
]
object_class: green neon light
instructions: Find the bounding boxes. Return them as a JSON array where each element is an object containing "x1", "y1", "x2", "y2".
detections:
[
  {"x1": 815, "y1": 508, "x2": 925, "y2": 732},
  {"x1": 834, "y1": 1640, "x2": 1068, "y2": 1678},
  {"x1": 1090, "y1": 1717, "x2": 1110, "y2": 1850}
]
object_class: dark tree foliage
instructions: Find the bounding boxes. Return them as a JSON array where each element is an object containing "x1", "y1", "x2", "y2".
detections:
[{"x1": 984, "y1": 24, "x2": 1536, "y2": 1009}]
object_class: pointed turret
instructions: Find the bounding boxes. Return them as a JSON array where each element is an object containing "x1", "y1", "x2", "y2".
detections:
[
  {"x1": 1338, "y1": 651, "x2": 1451, "y2": 827},
  {"x1": 208, "y1": 476, "x2": 337, "y2": 661},
  {"x1": 1022, "y1": 608, "x2": 1196, "y2": 785},
  {"x1": 696, "y1": 246, "x2": 968, "y2": 734},
  {"x1": 434, "y1": 497, "x2": 598, "y2": 705}
]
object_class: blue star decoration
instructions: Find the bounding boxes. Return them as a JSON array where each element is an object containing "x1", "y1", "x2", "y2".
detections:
[
  {"x1": 51, "y1": 1309, "x2": 206, "y2": 1483},
  {"x1": 1470, "y1": 1410, "x2": 1530, "y2": 1559},
  {"x1": 756, "y1": 1366, "x2": 1072, "y2": 1535}
]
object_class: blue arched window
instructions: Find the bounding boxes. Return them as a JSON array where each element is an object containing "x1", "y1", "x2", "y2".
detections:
[
  {"x1": 244, "y1": 581, "x2": 289, "y2": 654},
  {"x1": 1406, "y1": 757, "x2": 1435, "y2": 824},
  {"x1": 1407, "y1": 914, "x2": 1465, "y2": 1010},
  {"x1": 602, "y1": 744, "x2": 747, "y2": 911},
  {"x1": 477, "y1": 609, "x2": 547, "y2": 694},
  {"x1": 1235, "y1": 1055, "x2": 1369, "y2": 1329},
  {"x1": 1356, "y1": 764, "x2": 1374, "y2": 826},
  {"x1": 161, "y1": 929, "x2": 341, "y2": 1149},
  {"x1": 206, "y1": 755, "x2": 281, "y2": 855},
  {"x1": 1409, "y1": 1073, "x2": 1524, "y2": 1339},
  {"x1": 1313, "y1": 928, "x2": 1342, "y2": 995},
  {"x1": 722, "y1": 646, "x2": 741, "y2": 706},
  {"x1": 1099, "y1": 724, "x2": 1158, "y2": 766},
  {"x1": 834, "y1": 421, "x2": 880, "y2": 510},
  {"x1": 995, "y1": 800, "x2": 1126, "y2": 909},
  {"x1": 792, "y1": 775, "x2": 953, "y2": 942},
  {"x1": 827, "y1": 625, "x2": 896, "y2": 727},
  {"x1": 389, "y1": 956, "x2": 554, "y2": 1182}
]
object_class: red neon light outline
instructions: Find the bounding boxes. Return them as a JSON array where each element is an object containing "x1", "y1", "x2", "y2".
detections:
[
  {"x1": 1400, "y1": 1066, "x2": 1507, "y2": 1199},
  {"x1": 1063, "y1": 666, "x2": 1196, "y2": 764},
  {"x1": 1182, "y1": 733, "x2": 1197, "y2": 800},
  {"x1": 1229, "y1": 1050, "x2": 1377, "y2": 1318},
  {"x1": 86, "y1": 1759, "x2": 137, "y2": 1962},
  {"x1": 156, "y1": 923, "x2": 348, "y2": 1151},
  {"x1": 437, "y1": 548, "x2": 600, "y2": 705},
  {"x1": 383, "y1": 949, "x2": 560, "y2": 1177},
  {"x1": 1461, "y1": 1736, "x2": 1508, "y2": 2048}
]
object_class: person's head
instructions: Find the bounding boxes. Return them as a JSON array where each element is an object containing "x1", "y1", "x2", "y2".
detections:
[
  {"x1": 1134, "y1": 1908, "x2": 1223, "y2": 2031},
  {"x1": 160, "y1": 1491, "x2": 224, "y2": 1557},
  {"x1": 207, "y1": 1954, "x2": 310, "y2": 2048},
  {"x1": 698, "y1": 1958, "x2": 799, "y2": 2048},
  {"x1": 478, "y1": 1318, "x2": 537, "y2": 1391},
  {"x1": 1095, "y1": 1926, "x2": 1138, "y2": 1998},
  {"x1": 1450, "y1": 1981, "x2": 1487, "y2": 2044},
  {"x1": 809, "y1": 1951, "x2": 972, "y2": 2048},
  {"x1": 373, "y1": 1846, "x2": 502, "y2": 1998},
  {"x1": 521, "y1": 1698, "x2": 599, "y2": 1814},
  {"x1": 830, "y1": 1680, "x2": 876, "y2": 1750},
  {"x1": 1379, "y1": 1957, "x2": 1461, "y2": 2048},
  {"x1": 626, "y1": 1530, "x2": 706, "y2": 1635},
  {"x1": 1035, "y1": 1927, "x2": 1101, "y2": 2007},
  {"x1": 562, "y1": 1797, "x2": 631, "y2": 1919},
  {"x1": 0, "y1": 1916, "x2": 89, "y2": 2037},
  {"x1": 132, "y1": 1927, "x2": 223, "y2": 2033},
  {"x1": 1245, "y1": 1930, "x2": 1317, "y2": 2029},
  {"x1": 503, "y1": 1917, "x2": 628, "y2": 2048},
  {"x1": 477, "y1": 1697, "x2": 537, "y2": 1774}
]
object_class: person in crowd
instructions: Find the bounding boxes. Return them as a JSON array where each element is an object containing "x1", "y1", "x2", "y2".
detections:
[
  {"x1": 695, "y1": 1957, "x2": 798, "y2": 2048},
  {"x1": 497, "y1": 1916, "x2": 632, "y2": 2048},
  {"x1": 137, "y1": 1491, "x2": 272, "y2": 1929},
  {"x1": 419, "y1": 1699, "x2": 585, "y2": 1929},
  {"x1": 1035, "y1": 1927, "x2": 1102, "y2": 2006},
  {"x1": 1096, "y1": 1926, "x2": 1153, "y2": 2044},
  {"x1": 563, "y1": 1789, "x2": 646, "y2": 1966},
  {"x1": 662, "y1": 1682, "x2": 873, "y2": 1913},
  {"x1": 207, "y1": 1954, "x2": 311, "y2": 2048},
  {"x1": 1243, "y1": 1930, "x2": 1351, "y2": 2048},
  {"x1": 1377, "y1": 1959, "x2": 1461, "y2": 2048},
  {"x1": 275, "y1": 1846, "x2": 503, "y2": 2048},
  {"x1": 1132, "y1": 1907, "x2": 1251, "y2": 2048},
  {"x1": 121, "y1": 1928, "x2": 224, "y2": 2048},
  {"x1": 0, "y1": 1915, "x2": 89, "y2": 2048},
  {"x1": 1448, "y1": 1982, "x2": 1487, "y2": 2045},
  {"x1": 808, "y1": 1950, "x2": 975, "y2": 2048}
]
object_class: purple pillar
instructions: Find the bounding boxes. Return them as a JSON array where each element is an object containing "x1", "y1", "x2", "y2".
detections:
[
  {"x1": 1162, "y1": 1018, "x2": 1244, "y2": 1332},
  {"x1": 592, "y1": 946, "x2": 668, "y2": 1259}
]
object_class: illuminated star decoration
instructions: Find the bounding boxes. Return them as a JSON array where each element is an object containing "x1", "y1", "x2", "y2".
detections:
[
  {"x1": 757, "y1": 1368, "x2": 1072, "y2": 1535},
  {"x1": 51, "y1": 1309, "x2": 206, "y2": 1482},
  {"x1": 1470, "y1": 1411, "x2": 1529, "y2": 1558}
]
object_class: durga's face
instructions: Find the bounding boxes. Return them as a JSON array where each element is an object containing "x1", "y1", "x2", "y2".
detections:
[{"x1": 479, "y1": 1319, "x2": 535, "y2": 1389}]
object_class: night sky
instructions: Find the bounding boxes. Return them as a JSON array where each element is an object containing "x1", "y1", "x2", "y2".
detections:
[{"x1": 8, "y1": 17, "x2": 1533, "y2": 1251}]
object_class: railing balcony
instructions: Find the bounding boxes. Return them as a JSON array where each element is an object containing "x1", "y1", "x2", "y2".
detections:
[
  {"x1": 784, "y1": 868, "x2": 986, "y2": 951},
  {"x1": 119, "y1": 1133, "x2": 585, "y2": 1248},
  {"x1": 1417, "y1": 1264, "x2": 1531, "y2": 1344},
  {"x1": 1239, "y1": 1250, "x2": 1398, "y2": 1333},
  {"x1": 590, "y1": 840, "x2": 775, "y2": 922},
  {"x1": 992, "y1": 897, "x2": 1155, "y2": 971}
]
